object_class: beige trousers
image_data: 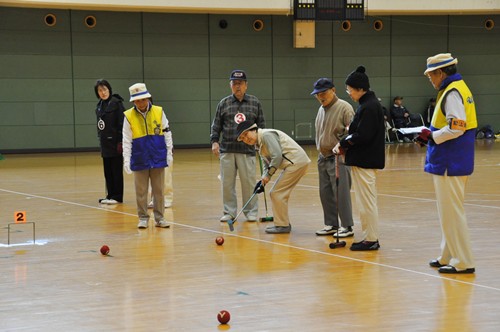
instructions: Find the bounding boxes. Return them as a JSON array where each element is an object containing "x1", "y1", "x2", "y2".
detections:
[
  {"x1": 164, "y1": 164, "x2": 173, "y2": 204},
  {"x1": 270, "y1": 163, "x2": 309, "y2": 227},
  {"x1": 135, "y1": 167, "x2": 165, "y2": 222},
  {"x1": 433, "y1": 174, "x2": 475, "y2": 269},
  {"x1": 351, "y1": 166, "x2": 379, "y2": 242},
  {"x1": 148, "y1": 163, "x2": 173, "y2": 204}
]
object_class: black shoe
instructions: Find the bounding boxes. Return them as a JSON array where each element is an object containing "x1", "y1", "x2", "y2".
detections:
[
  {"x1": 350, "y1": 240, "x2": 380, "y2": 251},
  {"x1": 438, "y1": 265, "x2": 475, "y2": 274},
  {"x1": 429, "y1": 259, "x2": 445, "y2": 268}
]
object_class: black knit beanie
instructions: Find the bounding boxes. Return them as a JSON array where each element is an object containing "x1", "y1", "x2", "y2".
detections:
[{"x1": 345, "y1": 65, "x2": 370, "y2": 90}]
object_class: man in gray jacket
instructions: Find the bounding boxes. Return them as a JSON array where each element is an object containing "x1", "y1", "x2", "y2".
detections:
[{"x1": 311, "y1": 78, "x2": 355, "y2": 238}]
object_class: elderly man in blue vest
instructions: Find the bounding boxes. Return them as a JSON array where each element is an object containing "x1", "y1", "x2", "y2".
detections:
[
  {"x1": 123, "y1": 83, "x2": 173, "y2": 229},
  {"x1": 417, "y1": 53, "x2": 477, "y2": 274}
]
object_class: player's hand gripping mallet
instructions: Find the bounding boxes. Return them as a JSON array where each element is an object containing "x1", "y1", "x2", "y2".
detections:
[{"x1": 329, "y1": 154, "x2": 347, "y2": 249}]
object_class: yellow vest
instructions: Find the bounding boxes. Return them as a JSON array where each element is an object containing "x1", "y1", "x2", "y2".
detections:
[
  {"x1": 431, "y1": 80, "x2": 477, "y2": 130},
  {"x1": 124, "y1": 105, "x2": 167, "y2": 171},
  {"x1": 124, "y1": 105, "x2": 165, "y2": 139},
  {"x1": 425, "y1": 79, "x2": 476, "y2": 176}
]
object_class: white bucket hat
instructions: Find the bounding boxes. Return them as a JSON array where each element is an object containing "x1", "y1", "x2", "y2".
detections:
[
  {"x1": 129, "y1": 83, "x2": 152, "y2": 102},
  {"x1": 424, "y1": 53, "x2": 458, "y2": 75}
]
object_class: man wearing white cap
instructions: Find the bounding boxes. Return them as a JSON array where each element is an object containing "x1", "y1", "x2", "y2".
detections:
[
  {"x1": 122, "y1": 83, "x2": 172, "y2": 229},
  {"x1": 236, "y1": 120, "x2": 310, "y2": 233},
  {"x1": 417, "y1": 53, "x2": 477, "y2": 274}
]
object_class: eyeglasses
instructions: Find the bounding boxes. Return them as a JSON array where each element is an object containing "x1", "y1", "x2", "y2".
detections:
[{"x1": 346, "y1": 89, "x2": 352, "y2": 95}]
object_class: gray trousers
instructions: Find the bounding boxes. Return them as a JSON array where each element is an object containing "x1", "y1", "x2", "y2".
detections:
[
  {"x1": 220, "y1": 153, "x2": 258, "y2": 218},
  {"x1": 317, "y1": 156, "x2": 353, "y2": 228},
  {"x1": 134, "y1": 167, "x2": 165, "y2": 223}
]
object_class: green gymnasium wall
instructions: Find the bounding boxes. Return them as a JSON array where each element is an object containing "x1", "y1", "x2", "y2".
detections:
[{"x1": 0, "y1": 7, "x2": 499, "y2": 151}]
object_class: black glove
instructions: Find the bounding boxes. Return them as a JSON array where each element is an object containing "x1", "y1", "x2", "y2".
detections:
[{"x1": 254, "y1": 180, "x2": 265, "y2": 194}]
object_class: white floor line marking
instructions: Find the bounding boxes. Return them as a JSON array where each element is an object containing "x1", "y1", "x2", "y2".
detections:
[{"x1": 2, "y1": 188, "x2": 497, "y2": 292}]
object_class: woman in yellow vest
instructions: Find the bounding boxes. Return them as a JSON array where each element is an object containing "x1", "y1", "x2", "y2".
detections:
[
  {"x1": 123, "y1": 83, "x2": 172, "y2": 229},
  {"x1": 417, "y1": 53, "x2": 477, "y2": 274}
]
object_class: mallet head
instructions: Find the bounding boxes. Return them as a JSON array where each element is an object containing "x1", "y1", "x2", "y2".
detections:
[
  {"x1": 329, "y1": 241, "x2": 347, "y2": 249},
  {"x1": 227, "y1": 219, "x2": 235, "y2": 232}
]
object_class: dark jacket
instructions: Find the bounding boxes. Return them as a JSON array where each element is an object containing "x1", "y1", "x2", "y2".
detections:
[
  {"x1": 340, "y1": 91, "x2": 385, "y2": 169},
  {"x1": 96, "y1": 94, "x2": 125, "y2": 158},
  {"x1": 390, "y1": 105, "x2": 410, "y2": 128}
]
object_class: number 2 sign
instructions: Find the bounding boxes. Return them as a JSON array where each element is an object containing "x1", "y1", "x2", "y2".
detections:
[{"x1": 14, "y1": 211, "x2": 27, "y2": 223}]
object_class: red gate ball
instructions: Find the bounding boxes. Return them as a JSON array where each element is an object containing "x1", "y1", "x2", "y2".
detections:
[
  {"x1": 215, "y1": 236, "x2": 224, "y2": 245},
  {"x1": 217, "y1": 310, "x2": 231, "y2": 324},
  {"x1": 100, "y1": 245, "x2": 110, "y2": 255}
]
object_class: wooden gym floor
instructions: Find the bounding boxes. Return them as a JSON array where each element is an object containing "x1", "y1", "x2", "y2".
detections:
[{"x1": 0, "y1": 141, "x2": 499, "y2": 331}]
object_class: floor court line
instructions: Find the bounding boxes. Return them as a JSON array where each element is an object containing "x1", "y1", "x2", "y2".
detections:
[{"x1": 2, "y1": 187, "x2": 498, "y2": 293}]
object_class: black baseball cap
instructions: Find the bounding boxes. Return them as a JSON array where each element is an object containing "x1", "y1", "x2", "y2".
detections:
[{"x1": 230, "y1": 70, "x2": 247, "y2": 81}]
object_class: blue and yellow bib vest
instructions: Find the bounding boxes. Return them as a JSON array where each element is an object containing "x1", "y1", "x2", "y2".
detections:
[
  {"x1": 124, "y1": 105, "x2": 167, "y2": 171},
  {"x1": 425, "y1": 79, "x2": 477, "y2": 176}
]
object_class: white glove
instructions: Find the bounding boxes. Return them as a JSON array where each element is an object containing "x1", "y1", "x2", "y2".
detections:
[{"x1": 124, "y1": 162, "x2": 132, "y2": 175}]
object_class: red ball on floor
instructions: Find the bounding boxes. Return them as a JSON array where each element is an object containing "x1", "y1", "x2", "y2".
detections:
[
  {"x1": 215, "y1": 236, "x2": 224, "y2": 246},
  {"x1": 100, "y1": 245, "x2": 110, "y2": 255},
  {"x1": 217, "y1": 310, "x2": 230, "y2": 324}
]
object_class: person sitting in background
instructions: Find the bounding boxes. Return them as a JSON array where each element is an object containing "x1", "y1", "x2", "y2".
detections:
[
  {"x1": 379, "y1": 98, "x2": 397, "y2": 143},
  {"x1": 390, "y1": 96, "x2": 411, "y2": 128},
  {"x1": 424, "y1": 98, "x2": 436, "y2": 127},
  {"x1": 390, "y1": 96, "x2": 415, "y2": 142}
]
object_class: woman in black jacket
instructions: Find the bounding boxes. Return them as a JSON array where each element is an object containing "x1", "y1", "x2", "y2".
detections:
[
  {"x1": 334, "y1": 66, "x2": 385, "y2": 251},
  {"x1": 94, "y1": 79, "x2": 125, "y2": 204}
]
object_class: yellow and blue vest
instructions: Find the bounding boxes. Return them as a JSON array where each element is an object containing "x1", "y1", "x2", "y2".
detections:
[
  {"x1": 124, "y1": 105, "x2": 167, "y2": 171},
  {"x1": 425, "y1": 79, "x2": 477, "y2": 176}
]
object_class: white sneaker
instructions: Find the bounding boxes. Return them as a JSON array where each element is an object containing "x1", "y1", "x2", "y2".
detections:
[
  {"x1": 99, "y1": 198, "x2": 119, "y2": 205},
  {"x1": 137, "y1": 220, "x2": 148, "y2": 229},
  {"x1": 155, "y1": 220, "x2": 170, "y2": 228},
  {"x1": 315, "y1": 225, "x2": 336, "y2": 236},
  {"x1": 220, "y1": 214, "x2": 233, "y2": 222},
  {"x1": 333, "y1": 227, "x2": 354, "y2": 238},
  {"x1": 246, "y1": 215, "x2": 257, "y2": 222}
]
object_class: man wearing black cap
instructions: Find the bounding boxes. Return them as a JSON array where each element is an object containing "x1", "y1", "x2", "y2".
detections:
[
  {"x1": 311, "y1": 78, "x2": 355, "y2": 238},
  {"x1": 236, "y1": 120, "x2": 310, "y2": 234},
  {"x1": 333, "y1": 66, "x2": 385, "y2": 251},
  {"x1": 210, "y1": 70, "x2": 266, "y2": 223}
]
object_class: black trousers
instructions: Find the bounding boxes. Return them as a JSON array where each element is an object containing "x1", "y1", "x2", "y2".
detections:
[{"x1": 102, "y1": 155, "x2": 124, "y2": 202}]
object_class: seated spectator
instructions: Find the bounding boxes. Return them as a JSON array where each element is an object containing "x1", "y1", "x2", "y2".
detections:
[
  {"x1": 390, "y1": 96, "x2": 411, "y2": 128},
  {"x1": 390, "y1": 96, "x2": 414, "y2": 142},
  {"x1": 379, "y1": 98, "x2": 397, "y2": 142},
  {"x1": 423, "y1": 97, "x2": 436, "y2": 127}
]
